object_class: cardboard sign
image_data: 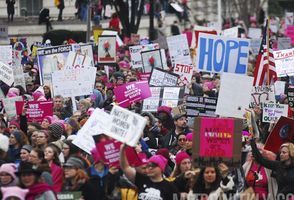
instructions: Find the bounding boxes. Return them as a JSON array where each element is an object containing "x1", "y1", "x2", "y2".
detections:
[
  {"x1": 0, "y1": 61, "x2": 14, "y2": 86},
  {"x1": 274, "y1": 48, "x2": 294, "y2": 77},
  {"x1": 250, "y1": 38, "x2": 262, "y2": 55},
  {"x1": 141, "y1": 49, "x2": 163, "y2": 73},
  {"x1": 277, "y1": 37, "x2": 291, "y2": 50},
  {"x1": 287, "y1": 88, "x2": 294, "y2": 108},
  {"x1": 96, "y1": 139, "x2": 121, "y2": 167},
  {"x1": 142, "y1": 87, "x2": 184, "y2": 112},
  {"x1": 216, "y1": 73, "x2": 253, "y2": 119},
  {"x1": 192, "y1": 117, "x2": 243, "y2": 167},
  {"x1": 109, "y1": 105, "x2": 147, "y2": 147},
  {"x1": 262, "y1": 103, "x2": 288, "y2": 123},
  {"x1": 149, "y1": 68, "x2": 178, "y2": 87},
  {"x1": 37, "y1": 45, "x2": 72, "y2": 85},
  {"x1": 173, "y1": 63, "x2": 193, "y2": 93},
  {"x1": 186, "y1": 96, "x2": 217, "y2": 117},
  {"x1": 129, "y1": 43, "x2": 159, "y2": 69},
  {"x1": 223, "y1": 27, "x2": 239, "y2": 38},
  {"x1": 285, "y1": 25, "x2": 294, "y2": 45},
  {"x1": 250, "y1": 86, "x2": 275, "y2": 108},
  {"x1": 0, "y1": 45, "x2": 12, "y2": 66},
  {"x1": 2, "y1": 96, "x2": 23, "y2": 120},
  {"x1": 52, "y1": 68, "x2": 96, "y2": 97},
  {"x1": 196, "y1": 33, "x2": 250, "y2": 74},
  {"x1": 172, "y1": 104, "x2": 186, "y2": 116},
  {"x1": 57, "y1": 192, "x2": 82, "y2": 200},
  {"x1": 264, "y1": 117, "x2": 294, "y2": 154},
  {"x1": 167, "y1": 34, "x2": 192, "y2": 67},
  {"x1": 65, "y1": 51, "x2": 93, "y2": 69},
  {"x1": 114, "y1": 81, "x2": 152, "y2": 108},
  {"x1": 248, "y1": 28, "x2": 262, "y2": 39},
  {"x1": 98, "y1": 35, "x2": 116, "y2": 64},
  {"x1": 15, "y1": 101, "x2": 53, "y2": 122}
]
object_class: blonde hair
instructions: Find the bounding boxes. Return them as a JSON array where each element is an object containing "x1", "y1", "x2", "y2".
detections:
[{"x1": 280, "y1": 142, "x2": 294, "y2": 165}]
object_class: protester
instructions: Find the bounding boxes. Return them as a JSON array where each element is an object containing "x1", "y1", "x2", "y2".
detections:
[
  {"x1": 20, "y1": 144, "x2": 33, "y2": 162},
  {"x1": 0, "y1": 163, "x2": 18, "y2": 187}
]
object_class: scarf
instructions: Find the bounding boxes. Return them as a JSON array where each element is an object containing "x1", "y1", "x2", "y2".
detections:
[{"x1": 26, "y1": 183, "x2": 55, "y2": 200}]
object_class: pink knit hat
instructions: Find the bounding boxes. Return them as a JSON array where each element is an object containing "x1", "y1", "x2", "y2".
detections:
[
  {"x1": 43, "y1": 116, "x2": 53, "y2": 124},
  {"x1": 175, "y1": 151, "x2": 191, "y2": 165},
  {"x1": 148, "y1": 155, "x2": 168, "y2": 172},
  {"x1": 0, "y1": 163, "x2": 17, "y2": 180},
  {"x1": 1, "y1": 186, "x2": 29, "y2": 200},
  {"x1": 186, "y1": 132, "x2": 193, "y2": 141},
  {"x1": 9, "y1": 120, "x2": 20, "y2": 129}
]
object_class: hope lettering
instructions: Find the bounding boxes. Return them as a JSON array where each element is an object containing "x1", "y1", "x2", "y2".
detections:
[{"x1": 197, "y1": 36, "x2": 249, "y2": 74}]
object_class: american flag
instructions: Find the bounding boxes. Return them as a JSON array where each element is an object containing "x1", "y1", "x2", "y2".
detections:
[{"x1": 253, "y1": 22, "x2": 277, "y2": 86}]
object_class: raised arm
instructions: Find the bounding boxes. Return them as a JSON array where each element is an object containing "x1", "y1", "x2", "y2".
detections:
[{"x1": 119, "y1": 143, "x2": 136, "y2": 183}]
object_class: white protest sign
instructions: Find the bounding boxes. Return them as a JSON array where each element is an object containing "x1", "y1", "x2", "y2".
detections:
[
  {"x1": 274, "y1": 81, "x2": 286, "y2": 96},
  {"x1": 277, "y1": 37, "x2": 291, "y2": 50},
  {"x1": 0, "y1": 45, "x2": 12, "y2": 66},
  {"x1": 167, "y1": 34, "x2": 192, "y2": 68},
  {"x1": 102, "y1": 30, "x2": 123, "y2": 46},
  {"x1": 109, "y1": 105, "x2": 147, "y2": 147},
  {"x1": 2, "y1": 96, "x2": 23, "y2": 120},
  {"x1": 65, "y1": 51, "x2": 93, "y2": 69},
  {"x1": 149, "y1": 68, "x2": 178, "y2": 86},
  {"x1": 129, "y1": 44, "x2": 159, "y2": 69},
  {"x1": 250, "y1": 38, "x2": 262, "y2": 55},
  {"x1": 174, "y1": 63, "x2": 193, "y2": 93},
  {"x1": 248, "y1": 28, "x2": 262, "y2": 39},
  {"x1": 170, "y1": 3, "x2": 183, "y2": 12},
  {"x1": 13, "y1": 65, "x2": 26, "y2": 90},
  {"x1": 0, "y1": 61, "x2": 14, "y2": 86},
  {"x1": 250, "y1": 86, "x2": 275, "y2": 108},
  {"x1": 196, "y1": 33, "x2": 250, "y2": 74},
  {"x1": 12, "y1": 50, "x2": 22, "y2": 68},
  {"x1": 262, "y1": 103, "x2": 288, "y2": 123},
  {"x1": 216, "y1": 73, "x2": 253, "y2": 119},
  {"x1": 161, "y1": 49, "x2": 168, "y2": 70},
  {"x1": 273, "y1": 48, "x2": 294, "y2": 77},
  {"x1": 285, "y1": 12, "x2": 294, "y2": 27},
  {"x1": 52, "y1": 67, "x2": 96, "y2": 97},
  {"x1": 223, "y1": 27, "x2": 239, "y2": 38}
]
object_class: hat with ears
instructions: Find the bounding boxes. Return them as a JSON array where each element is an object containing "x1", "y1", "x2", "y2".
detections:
[
  {"x1": 0, "y1": 163, "x2": 17, "y2": 180},
  {"x1": 148, "y1": 155, "x2": 168, "y2": 172},
  {"x1": 1, "y1": 186, "x2": 29, "y2": 200},
  {"x1": 175, "y1": 151, "x2": 191, "y2": 165}
]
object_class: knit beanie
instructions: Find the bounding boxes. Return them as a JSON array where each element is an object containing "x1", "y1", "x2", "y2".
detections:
[
  {"x1": 48, "y1": 122, "x2": 64, "y2": 140},
  {"x1": 175, "y1": 151, "x2": 191, "y2": 165},
  {"x1": 1, "y1": 186, "x2": 29, "y2": 200},
  {"x1": 0, "y1": 163, "x2": 17, "y2": 180},
  {"x1": 148, "y1": 155, "x2": 168, "y2": 172}
]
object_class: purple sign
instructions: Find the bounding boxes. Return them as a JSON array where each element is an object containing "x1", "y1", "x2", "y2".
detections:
[{"x1": 114, "y1": 81, "x2": 151, "y2": 108}]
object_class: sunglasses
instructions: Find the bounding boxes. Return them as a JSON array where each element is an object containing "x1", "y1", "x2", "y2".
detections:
[
  {"x1": 147, "y1": 162, "x2": 158, "y2": 169},
  {"x1": 178, "y1": 138, "x2": 187, "y2": 142}
]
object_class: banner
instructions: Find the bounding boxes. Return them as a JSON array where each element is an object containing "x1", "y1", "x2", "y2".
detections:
[
  {"x1": 288, "y1": 88, "x2": 294, "y2": 108},
  {"x1": 98, "y1": 35, "x2": 116, "y2": 64},
  {"x1": 52, "y1": 68, "x2": 96, "y2": 97},
  {"x1": 142, "y1": 87, "x2": 184, "y2": 112},
  {"x1": 149, "y1": 68, "x2": 178, "y2": 86},
  {"x1": 173, "y1": 63, "x2": 193, "y2": 93},
  {"x1": 186, "y1": 96, "x2": 217, "y2": 118},
  {"x1": 196, "y1": 33, "x2": 250, "y2": 74},
  {"x1": 2, "y1": 96, "x2": 23, "y2": 120},
  {"x1": 37, "y1": 45, "x2": 72, "y2": 85},
  {"x1": 0, "y1": 61, "x2": 14, "y2": 86},
  {"x1": 216, "y1": 73, "x2": 253, "y2": 119},
  {"x1": 262, "y1": 103, "x2": 288, "y2": 123},
  {"x1": 0, "y1": 45, "x2": 12, "y2": 66},
  {"x1": 193, "y1": 117, "x2": 243, "y2": 167},
  {"x1": 15, "y1": 101, "x2": 53, "y2": 122},
  {"x1": 277, "y1": 37, "x2": 291, "y2": 50},
  {"x1": 109, "y1": 105, "x2": 147, "y2": 147},
  {"x1": 113, "y1": 81, "x2": 152, "y2": 108},
  {"x1": 264, "y1": 117, "x2": 294, "y2": 154},
  {"x1": 129, "y1": 43, "x2": 159, "y2": 69},
  {"x1": 141, "y1": 49, "x2": 163, "y2": 73},
  {"x1": 96, "y1": 139, "x2": 121, "y2": 167},
  {"x1": 65, "y1": 51, "x2": 93, "y2": 70},
  {"x1": 250, "y1": 86, "x2": 275, "y2": 108},
  {"x1": 167, "y1": 34, "x2": 192, "y2": 67},
  {"x1": 273, "y1": 48, "x2": 294, "y2": 77}
]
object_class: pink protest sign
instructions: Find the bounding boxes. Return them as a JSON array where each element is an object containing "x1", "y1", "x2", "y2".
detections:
[
  {"x1": 199, "y1": 117, "x2": 234, "y2": 158},
  {"x1": 114, "y1": 81, "x2": 151, "y2": 108},
  {"x1": 96, "y1": 139, "x2": 121, "y2": 167},
  {"x1": 286, "y1": 26, "x2": 294, "y2": 44},
  {"x1": 15, "y1": 101, "x2": 53, "y2": 122},
  {"x1": 137, "y1": 72, "x2": 151, "y2": 81}
]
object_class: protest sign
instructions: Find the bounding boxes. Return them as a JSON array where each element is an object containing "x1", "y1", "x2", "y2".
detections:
[
  {"x1": 170, "y1": 2, "x2": 183, "y2": 12},
  {"x1": 2, "y1": 96, "x2": 23, "y2": 120},
  {"x1": 57, "y1": 192, "x2": 82, "y2": 200},
  {"x1": 250, "y1": 86, "x2": 275, "y2": 108},
  {"x1": 37, "y1": 45, "x2": 72, "y2": 85},
  {"x1": 92, "y1": 27, "x2": 104, "y2": 45},
  {"x1": 223, "y1": 27, "x2": 239, "y2": 38},
  {"x1": 167, "y1": 34, "x2": 192, "y2": 67},
  {"x1": 129, "y1": 43, "x2": 159, "y2": 69},
  {"x1": 98, "y1": 35, "x2": 116, "y2": 64},
  {"x1": 250, "y1": 38, "x2": 262, "y2": 55},
  {"x1": 114, "y1": 81, "x2": 152, "y2": 108},
  {"x1": 65, "y1": 51, "x2": 93, "y2": 69},
  {"x1": 109, "y1": 105, "x2": 147, "y2": 147},
  {"x1": 273, "y1": 48, "x2": 294, "y2": 77},
  {"x1": 0, "y1": 61, "x2": 14, "y2": 86},
  {"x1": 0, "y1": 25, "x2": 8, "y2": 39},
  {"x1": 72, "y1": 43, "x2": 94, "y2": 64},
  {"x1": 15, "y1": 101, "x2": 53, "y2": 122},
  {"x1": 277, "y1": 37, "x2": 291, "y2": 50},
  {"x1": 141, "y1": 49, "x2": 163, "y2": 73},
  {"x1": 173, "y1": 63, "x2": 193, "y2": 93},
  {"x1": 102, "y1": 30, "x2": 124, "y2": 46},
  {"x1": 262, "y1": 103, "x2": 288, "y2": 123},
  {"x1": 192, "y1": 117, "x2": 243, "y2": 167},
  {"x1": 13, "y1": 65, "x2": 26, "y2": 91},
  {"x1": 149, "y1": 68, "x2": 178, "y2": 87},
  {"x1": 194, "y1": 29, "x2": 218, "y2": 48},
  {"x1": 285, "y1": 12, "x2": 294, "y2": 27},
  {"x1": 161, "y1": 49, "x2": 168, "y2": 69},
  {"x1": 216, "y1": 73, "x2": 253, "y2": 119},
  {"x1": 248, "y1": 28, "x2": 262, "y2": 39},
  {"x1": 287, "y1": 87, "x2": 294, "y2": 108},
  {"x1": 12, "y1": 50, "x2": 22, "y2": 68},
  {"x1": 285, "y1": 25, "x2": 294, "y2": 44},
  {"x1": 52, "y1": 67, "x2": 96, "y2": 97},
  {"x1": 172, "y1": 104, "x2": 186, "y2": 117},
  {"x1": 0, "y1": 45, "x2": 12, "y2": 66},
  {"x1": 186, "y1": 96, "x2": 217, "y2": 118},
  {"x1": 196, "y1": 33, "x2": 250, "y2": 74},
  {"x1": 137, "y1": 72, "x2": 151, "y2": 81},
  {"x1": 274, "y1": 81, "x2": 286, "y2": 96},
  {"x1": 96, "y1": 139, "x2": 121, "y2": 167},
  {"x1": 142, "y1": 87, "x2": 184, "y2": 112},
  {"x1": 264, "y1": 117, "x2": 294, "y2": 154}
]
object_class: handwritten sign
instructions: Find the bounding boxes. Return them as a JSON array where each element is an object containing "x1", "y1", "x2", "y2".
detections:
[
  {"x1": 129, "y1": 44, "x2": 159, "y2": 69},
  {"x1": 0, "y1": 61, "x2": 14, "y2": 86},
  {"x1": 149, "y1": 68, "x2": 178, "y2": 86},
  {"x1": 2, "y1": 96, "x2": 23, "y2": 120},
  {"x1": 173, "y1": 63, "x2": 193, "y2": 93},
  {"x1": 186, "y1": 96, "x2": 217, "y2": 117},
  {"x1": 274, "y1": 48, "x2": 294, "y2": 77},
  {"x1": 250, "y1": 86, "x2": 275, "y2": 108},
  {"x1": 262, "y1": 103, "x2": 288, "y2": 123}
]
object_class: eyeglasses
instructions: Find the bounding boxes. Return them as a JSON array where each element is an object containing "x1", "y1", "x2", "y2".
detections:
[
  {"x1": 147, "y1": 162, "x2": 158, "y2": 169},
  {"x1": 178, "y1": 138, "x2": 187, "y2": 142}
]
